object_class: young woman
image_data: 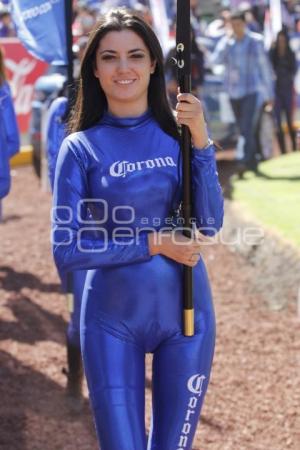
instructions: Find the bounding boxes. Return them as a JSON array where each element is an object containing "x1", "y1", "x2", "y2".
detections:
[
  {"x1": 270, "y1": 29, "x2": 297, "y2": 153},
  {"x1": 0, "y1": 46, "x2": 19, "y2": 220},
  {"x1": 52, "y1": 8, "x2": 223, "y2": 450},
  {"x1": 46, "y1": 95, "x2": 86, "y2": 402}
]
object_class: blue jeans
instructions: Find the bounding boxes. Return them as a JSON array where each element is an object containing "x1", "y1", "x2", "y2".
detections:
[{"x1": 230, "y1": 93, "x2": 260, "y2": 169}]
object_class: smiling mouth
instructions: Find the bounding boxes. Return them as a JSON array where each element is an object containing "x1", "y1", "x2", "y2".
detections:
[{"x1": 115, "y1": 79, "x2": 136, "y2": 85}]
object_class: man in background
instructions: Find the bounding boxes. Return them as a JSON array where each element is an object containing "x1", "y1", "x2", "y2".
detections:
[{"x1": 211, "y1": 10, "x2": 274, "y2": 175}]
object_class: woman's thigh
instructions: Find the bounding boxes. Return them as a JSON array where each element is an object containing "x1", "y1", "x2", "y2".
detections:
[
  {"x1": 148, "y1": 317, "x2": 215, "y2": 450},
  {"x1": 81, "y1": 325, "x2": 147, "y2": 450}
]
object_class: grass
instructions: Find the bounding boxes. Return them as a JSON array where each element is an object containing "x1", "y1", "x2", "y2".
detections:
[{"x1": 231, "y1": 152, "x2": 300, "y2": 248}]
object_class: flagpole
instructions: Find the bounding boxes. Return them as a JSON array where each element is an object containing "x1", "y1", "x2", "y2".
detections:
[
  {"x1": 65, "y1": 0, "x2": 74, "y2": 93},
  {"x1": 176, "y1": 0, "x2": 194, "y2": 337},
  {"x1": 65, "y1": 0, "x2": 74, "y2": 101}
]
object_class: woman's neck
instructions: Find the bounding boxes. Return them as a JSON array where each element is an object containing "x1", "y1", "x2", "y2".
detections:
[{"x1": 107, "y1": 100, "x2": 149, "y2": 118}]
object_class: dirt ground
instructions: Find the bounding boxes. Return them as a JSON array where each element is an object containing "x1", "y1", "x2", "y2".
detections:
[{"x1": 0, "y1": 164, "x2": 299, "y2": 450}]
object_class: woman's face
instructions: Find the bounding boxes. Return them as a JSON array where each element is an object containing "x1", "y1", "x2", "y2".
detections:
[{"x1": 94, "y1": 29, "x2": 156, "y2": 112}]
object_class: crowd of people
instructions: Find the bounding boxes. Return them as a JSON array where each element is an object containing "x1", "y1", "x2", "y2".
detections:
[{"x1": 1, "y1": 1, "x2": 300, "y2": 449}]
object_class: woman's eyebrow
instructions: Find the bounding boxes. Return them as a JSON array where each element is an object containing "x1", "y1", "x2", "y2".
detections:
[
  {"x1": 128, "y1": 48, "x2": 146, "y2": 53},
  {"x1": 99, "y1": 48, "x2": 146, "y2": 55},
  {"x1": 99, "y1": 49, "x2": 117, "y2": 55}
]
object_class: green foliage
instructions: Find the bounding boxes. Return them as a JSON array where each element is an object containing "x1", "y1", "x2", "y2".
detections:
[{"x1": 231, "y1": 153, "x2": 300, "y2": 247}]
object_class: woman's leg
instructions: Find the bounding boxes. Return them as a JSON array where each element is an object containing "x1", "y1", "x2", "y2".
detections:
[
  {"x1": 67, "y1": 270, "x2": 86, "y2": 348},
  {"x1": 283, "y1": 89, "x2": 296, "y2": 151},
  {"x1": 65, "y1": 270, "x2": 86, "y2": 398},
  {"x1": 274, "y1": 94, "x2": 286, "y2": 154},
  {"x1": 148, "y1": 309, "x2": 216, "y2": 450},
  {"x1": 81, "y1": 325, "x2": 147, "y2": 450}
]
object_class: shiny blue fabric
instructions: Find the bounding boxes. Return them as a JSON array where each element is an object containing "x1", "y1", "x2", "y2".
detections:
[
  {"x1": 46, "y1": 96, "x2": 86, "y2": 348},
  {"x1": 0, "y1": 81, "x2": 20, "y2": 199},
  {"x1": 46, "y1": 96, "x2": 68, "y2": 191},
  {"x1": 52, "y1": 110, "x2": 224, "y2": 450},
  {"x1": 67, "y1": 269, "x2": 86, "y2": 347}
]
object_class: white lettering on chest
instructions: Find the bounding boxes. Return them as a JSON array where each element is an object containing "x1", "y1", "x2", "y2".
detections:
[{"x1": 109, "y1": 156, "x2": 176, "y2": 178}]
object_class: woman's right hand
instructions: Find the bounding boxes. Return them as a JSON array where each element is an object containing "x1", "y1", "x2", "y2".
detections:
[{"x1": 148, "y1": 230, "x2": 207, "y2": 267}]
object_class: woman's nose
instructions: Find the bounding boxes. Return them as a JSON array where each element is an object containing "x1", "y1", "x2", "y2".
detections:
[{"x1": 117, "y1": 57, "x2": 130, "y2": 71}]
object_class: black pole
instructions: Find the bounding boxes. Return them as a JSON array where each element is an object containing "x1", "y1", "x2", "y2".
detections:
[
  {"x1": 64, "y1": 0, "x2": 75, "y2": 107},
  {"x1": 176, "y1": 0, "x2": 194, "y2": 336}
]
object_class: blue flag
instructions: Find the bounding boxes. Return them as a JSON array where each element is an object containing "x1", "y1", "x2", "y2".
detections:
[{"x1": 11, "y1": 0, "x2": 67, "y2": 64}]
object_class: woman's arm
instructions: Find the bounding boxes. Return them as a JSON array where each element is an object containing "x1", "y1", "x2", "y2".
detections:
[
  {"x1": 52, "y1": 138, "x2": 151, "y2": 275},
  {"x1": 45, "y1": 97, "x2": 68, "y2": 191},
  {"x1": 175, "y1": 92, "x2": 224, "y2": 236},
  {"x1": 191, "y1": 145, "x2": 224, "y2": 235},
  {"x1": 1, "y1": 83, "x2": 20, "y2": 158}
]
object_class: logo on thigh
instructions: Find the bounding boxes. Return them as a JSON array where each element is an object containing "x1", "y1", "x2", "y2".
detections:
[
  {"x1": 187, "y1": 373, "x2": 206, "y2": 395},
  {"x1": 177, "y1": 373, "x2": 206, "y2": 450}
]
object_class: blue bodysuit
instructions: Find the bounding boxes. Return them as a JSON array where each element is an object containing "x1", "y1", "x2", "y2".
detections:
[
  {"x1": 52, "y1": 110, "x2": 224, "y2": 450},
  {"x1": 46, "y1": 96, "x2": 85, "y2": 348},
  {"x1": 0, "y1": 81, "x2": 19, "y2": 200}
]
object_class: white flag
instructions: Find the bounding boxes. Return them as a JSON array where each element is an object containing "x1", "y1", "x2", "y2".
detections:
[{"x1": 149, "y1": 0, "x2": 170, "y2": 55}]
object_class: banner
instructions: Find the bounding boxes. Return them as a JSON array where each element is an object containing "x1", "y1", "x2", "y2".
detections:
[
  {"x1": 1, "y1": 38, "x2": 48, "y2": 133},
  {"x1": 11, "y1": 0, "x2": 67, "y2": 64}
]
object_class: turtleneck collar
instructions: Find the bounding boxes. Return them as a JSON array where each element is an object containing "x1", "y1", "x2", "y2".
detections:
[{"x1": 100, "y1": 108, "x2": 153, "y2": 129}]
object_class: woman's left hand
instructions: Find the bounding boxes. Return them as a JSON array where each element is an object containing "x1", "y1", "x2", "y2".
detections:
[{"x1": 175, "y1": 91, "x2": 209, "y2": 149}]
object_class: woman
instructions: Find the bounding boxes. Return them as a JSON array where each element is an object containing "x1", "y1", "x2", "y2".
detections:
[
  {"x1": 47, "y1": 34, "x2": 90, "y2": 402},
  {"x1": 52, "y1": 8, "x2": 223, "y2": 450},
  {"x1": 270, "y1": 30, "x2": 297, "y2": 153},
  {"x1": 0, "y1": 46, "x2": 19, "y2": 220},
  {"x1": 46, "y1": 95, "x2": 86, "y2": 402}
]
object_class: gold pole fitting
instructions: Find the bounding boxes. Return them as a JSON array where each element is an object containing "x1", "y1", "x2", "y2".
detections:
[
  {"x1": 67, "y1": 293, "x2": 74, "y2": 314},
  {"x1": 184, "y1": 308, "x2": 194, "y2": 336}
]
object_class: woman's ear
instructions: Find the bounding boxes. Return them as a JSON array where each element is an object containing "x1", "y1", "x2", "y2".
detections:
[
  {"x1": 93, "y1": 63, "x2": 99, "y2": 79},
  {"x1": 150, "y1": 60, "x2": 157, "y2": 74}
]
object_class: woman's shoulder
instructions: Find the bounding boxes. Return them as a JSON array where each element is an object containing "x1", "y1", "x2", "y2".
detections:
[
  {"x1": 63, "y1": 129, "x2": 91, "y2": 150},
  {"x1": 66, "y1": 124, "x2": 104, "y2": 145},
  {"x1": 49, "y1": 96, "x2": 68, "y2": 114},
  {"x1": 61, "y1": 127, "x2": 101, "y2": 163}
]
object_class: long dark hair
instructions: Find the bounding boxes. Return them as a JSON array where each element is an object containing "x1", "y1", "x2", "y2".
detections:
[
  {"x1": 69, "y1": 8, "x2": 179, "y2": 141},
  {"x1": 273, "y1": 29, "x2": 294, "y2": 59},
  {"x1": 0, "y1": 46, "x2": 7, "y2": 86},
  {"x1": 270, "y1": 29, "x2": 297, "y2": 76}
]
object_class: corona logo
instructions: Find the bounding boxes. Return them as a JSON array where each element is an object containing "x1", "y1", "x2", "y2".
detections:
[
  {"x1": 109, "y1": 156, "x2": 177, "y2": 178},
  {"x1": 177, "y1": 374, "x2": 206, "y2": 450}
]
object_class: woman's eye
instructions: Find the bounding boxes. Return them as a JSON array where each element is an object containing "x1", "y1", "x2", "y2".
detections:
[
  {"x1": 100, "y1": 53, "x2": 144, "y2": 61},
  {"x1": 131, "y1": 54, "x2": 144, "y2": 59},
  {"x1": 101, "y1": 55, "x2": 115, "y2": 60}
]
